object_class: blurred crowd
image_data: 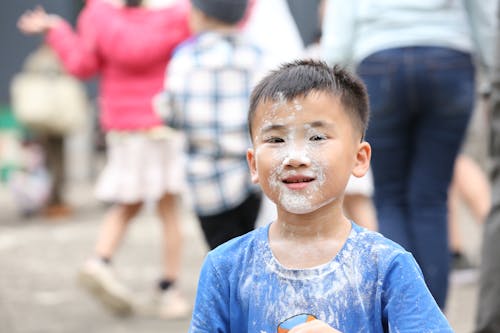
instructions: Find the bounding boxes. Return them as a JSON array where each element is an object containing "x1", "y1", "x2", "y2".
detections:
[{"x1": 1, "y1": 0, "x2": 499, "y2": 332}]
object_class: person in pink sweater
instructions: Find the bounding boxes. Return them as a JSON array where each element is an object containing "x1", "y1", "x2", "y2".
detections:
[{"x1": 18, "y1": 0, "x2": 192, "y2": 319}]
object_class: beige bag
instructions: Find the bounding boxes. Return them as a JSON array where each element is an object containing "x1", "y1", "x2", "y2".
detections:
[{"x1": 10, "y1": 45, "x2": 88, "y2": 134}]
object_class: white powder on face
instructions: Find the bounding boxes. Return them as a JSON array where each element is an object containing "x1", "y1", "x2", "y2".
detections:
[
  {"x1": 270, "y1": 163, "x2": 325, "y2": 214},
  {"x1": 267, "y1": 127, "x2": 335, "y2": 215},
  {"x1": 255, "y1": 97, "x2": 338, "y2": 214}
]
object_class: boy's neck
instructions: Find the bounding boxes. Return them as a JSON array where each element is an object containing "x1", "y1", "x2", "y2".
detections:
[
  {"x1": 268, "y1": 208, "x2": 352, "y2": 269},
  {"x1": 197, "y1": 25, "x2": 239, "y2": 35},
  {"x1": 273, "y1": 207, "x2": 350, "y2": 239}
]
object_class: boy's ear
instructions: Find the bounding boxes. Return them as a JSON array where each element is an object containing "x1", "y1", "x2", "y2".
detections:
[
  {"x1": 247, "y1": 148, "x2": 259, "y2": 184},
  {"x1": 352, "y1": 141, "x2": 371, "y2": 178}
]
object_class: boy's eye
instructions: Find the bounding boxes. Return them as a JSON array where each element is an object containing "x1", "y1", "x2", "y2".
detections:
[
  {"x1": 310, "y1": 134, "x2": 326, "y2": 141},
  {"x1": 265, "y1": 137, "x2": 285, "y2": 143}
]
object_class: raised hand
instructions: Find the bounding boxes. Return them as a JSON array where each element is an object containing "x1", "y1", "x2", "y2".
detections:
[{"x1": 17, "y1": 6, "x2": 61, "y2": 35}]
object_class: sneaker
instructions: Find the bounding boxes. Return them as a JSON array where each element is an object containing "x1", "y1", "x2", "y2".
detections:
[
  {"x1": 450, "y1": 252, "x2": 479, "y2": 285},
  {"x1": 43, "y1": 204, "x2": 73, "y2": 219},
  {"x1": 78, "y1": 259, "x2": 134, "y2": 316},
  {"x1": 452, "y1": 252, "x2": 476, "y2": 270},
  {"x1": 155, "y1": 286, "x2": 190, "y2": 320}
]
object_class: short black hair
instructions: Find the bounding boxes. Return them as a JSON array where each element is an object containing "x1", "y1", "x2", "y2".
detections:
[
  {"x1": 248, "y1": 59, "x2": 369, "y2": 141},
  {"x1": 125, "y1": 0, "x2": 142, "y2": 7}
]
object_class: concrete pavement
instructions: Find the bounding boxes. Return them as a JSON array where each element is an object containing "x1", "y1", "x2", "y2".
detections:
[
  {"x1": 0, "y1": 179, "x2": 483, "y2": 333},
  {"x1": 0, "y1": 181, "x2": 206, "y2": 333}
]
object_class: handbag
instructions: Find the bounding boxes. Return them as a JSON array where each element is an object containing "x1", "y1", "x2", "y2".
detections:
[{"x1": 10, "y1": 46, "x2": 88, "y2": 135}]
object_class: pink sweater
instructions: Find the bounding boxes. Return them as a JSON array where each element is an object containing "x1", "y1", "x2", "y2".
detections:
[{"x1": 46, "y1": 0, "x2": 191, "y2": 131}]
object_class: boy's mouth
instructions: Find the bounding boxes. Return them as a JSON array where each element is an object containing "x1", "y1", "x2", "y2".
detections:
[
  {"x1": 282, "y1": 176, "x2": 315, "y2": 183},
  {"x1": 281, "y1": 175, "x2": 316, "y2": 189}
]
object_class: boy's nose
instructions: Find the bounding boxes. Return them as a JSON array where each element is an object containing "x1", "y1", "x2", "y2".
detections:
[{"x1": 283, "y1": 152, "x2": 311, "y2": 168}]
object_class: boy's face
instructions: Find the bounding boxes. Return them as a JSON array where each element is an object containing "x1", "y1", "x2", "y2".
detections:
[{"x1": 247, "y1": 92, "x2": 370, "y2": 215}]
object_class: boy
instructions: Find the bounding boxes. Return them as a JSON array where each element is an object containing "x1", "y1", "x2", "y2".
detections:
[
  {"x1": 159, "y1": 0, "x2": 265, "y2": 249},
  {"x1": 188, "y1": 60, "x2": 453, "y2": 332}
]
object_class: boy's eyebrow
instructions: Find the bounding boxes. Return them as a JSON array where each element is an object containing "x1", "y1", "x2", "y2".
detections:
[
  {"x1": 309, "y1": 120, "x2": 329, "y2": 128},
  {"x1": 260, "y1": 124, "x2": 286, "y2": 133},
  {"x1": 260, "y1": 121, "x2": 335, "y2": 134},
  {"x1": 309, "y1": 120, "x2": 336, "y2": 130}
]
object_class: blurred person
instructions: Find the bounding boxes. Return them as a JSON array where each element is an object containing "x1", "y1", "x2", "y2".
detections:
[
  {"x1": 322, "y1": 0, "x2": 496, "y2": 308},
  {"x1": 17, "y1": 0, "x2": 191, "y2": 318},
  {"x1": 448, "y1": 153, "x2": 491, "y2": 271},
  {"x1": 476, "y1": 2, "x2": 500, "y2": 331},
  {"x1": 304, "y1": 0, "x2": 377, "y2": 231},
  {"x1": 447, "y1": 57, "x2": 493, "y2": 273},
  {"x1": 243, "y1": 0, "x2": 303, "y2": 69},
  {"x1": 10, "y1": 44, "x2": 84, "y2": 219},
  {"x1": 241, "y1": 0, "x2": 305, "y2": 229},
  {"x1": 6, "y1": 138, "x2": 51, "y2": 217},
  {"x1": 157, "y1": 0, "x2": 266, "y2": 250}
]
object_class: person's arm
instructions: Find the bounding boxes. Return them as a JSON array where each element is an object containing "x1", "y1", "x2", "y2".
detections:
[
  {"x1": 158, "y1": 48, "x2": 190, "y2": 129},
  {"x1": 45, "y1": 2, "x2": 101, "y2": 79},
  {"x1": 188, "y1": 254, "x2": 230, "y2": 333},
  {"x1": 17, "y1": 4, "x2": 101, "y2": 79},
  {"x1": 382, "y1": 253, "x2": 453, "y2": 332},
  {"x1": 463, "y1": 0, "x2": 499, "y2": 96},
  {"x1": 320, "y1": 0, "x2": 356, "y2": 68},
  {"x1": 463, "y1": 0, "x2": 498, "y2": 71}
]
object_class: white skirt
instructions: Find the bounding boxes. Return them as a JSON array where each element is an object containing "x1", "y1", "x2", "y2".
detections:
[{"x1": 95, "y1": 127, "x2": 187, "y2": 204}]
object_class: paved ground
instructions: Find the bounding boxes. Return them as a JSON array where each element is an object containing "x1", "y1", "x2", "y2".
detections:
[{"x1": 0, "y1": 179, "x2": 484, "y2": 333}]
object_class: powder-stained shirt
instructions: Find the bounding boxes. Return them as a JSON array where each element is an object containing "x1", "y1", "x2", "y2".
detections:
[
  {"x1": 161, "y1": 31, "x2": 265, "y2": 216},
  {"x1": 189, "y1": 222, "x2": 453, "y2": 333}
]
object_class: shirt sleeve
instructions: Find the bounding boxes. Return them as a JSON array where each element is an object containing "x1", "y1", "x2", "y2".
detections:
[
  {"x1": 45, "y1": 3, "x2": 101, "y2": 79},
  {"x1": 188, "y1": 254, "x2": 230, "y2": 333},
  {"x1": 321, "y1": 0, "x2": 357, "y2": 68},
  {"x1": 162, "y1": 51, "x2": 188, "y2": 129},
  {"x1": 381, "y1": 252, "x2": 453, "y2": 332},
  {"x1": 463, "y1": 0, "x2": 498, "y2": 70}
]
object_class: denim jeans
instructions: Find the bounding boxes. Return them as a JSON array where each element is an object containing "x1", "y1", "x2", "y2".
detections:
[{"x1": 358, "y1": 46, "x2": 475, "y2": 308}]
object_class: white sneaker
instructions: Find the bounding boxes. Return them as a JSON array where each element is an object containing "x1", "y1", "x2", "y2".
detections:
[
  {"x1": 78, "y1": 259, "x2": 134, "y2": 316},
  {"x1": 156, "y1": 286, "x2": 191, "y2": 319}
]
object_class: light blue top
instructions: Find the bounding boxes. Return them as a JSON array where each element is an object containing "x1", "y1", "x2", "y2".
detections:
[
  {"x1": 189, "y1": 222, "x2": 453, "y2": 333},
  {"x1": 321, "y1": 0, "x2": 498, "y2": 70}
]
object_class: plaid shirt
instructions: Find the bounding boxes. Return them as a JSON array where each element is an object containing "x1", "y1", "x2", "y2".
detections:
[{"x1": 161, "y1": 32, "x2": 265, "y2": 216}]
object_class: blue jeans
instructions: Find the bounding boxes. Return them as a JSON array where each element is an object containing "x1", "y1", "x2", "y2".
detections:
[{"x1": 358, "y1": 47, "x2": 475, "y2": 308}]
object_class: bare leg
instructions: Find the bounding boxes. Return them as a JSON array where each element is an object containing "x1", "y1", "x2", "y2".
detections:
[
  {"x1": 453, "y1": 154, "x2": 491, "y2": 223},
  {"x1": 156, "y1": 193, "x2": 182, "y2": 281},
  {"x1": 94, "y1": 202, "x2": 143, "y2": 259},
  {"x1": 343, "y1": 194, "x2": 378, "y2": 231},
  {"x1": 448, "y1": 154, "x2": 491, "y2": 254},
  {"x1": 447, "y1": 180, "x2": 462, "y2": 254},
  {"x1": 79, "y1": 202, "x2": 143, "y2": 316}
]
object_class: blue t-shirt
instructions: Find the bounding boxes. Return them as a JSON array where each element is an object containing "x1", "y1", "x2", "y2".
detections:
[{"x1": 189, "y1": 222, "x2": 453, "y2": 333}]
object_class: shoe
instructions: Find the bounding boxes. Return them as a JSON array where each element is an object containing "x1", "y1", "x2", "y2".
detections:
[
  {"x1": 78, "y1": 259, "x2": 134, "y2": 316},
  {"x1": 450, "y1": 252, "x2": 479, "y2": 285},
  {"x1": 43, "y1": 204, "x2": 73, "y2": 219},
  {"x1": 155, "y1": 286, "x2": 190, "y2": 319},
  {"x1": 452, "y1": 252, "x2": 476, "y2": 271}
]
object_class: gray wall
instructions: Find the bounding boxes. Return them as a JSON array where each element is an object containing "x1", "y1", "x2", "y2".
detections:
[{"x1": 0, "y1": 1, "x2": 82, "y2": 105}]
